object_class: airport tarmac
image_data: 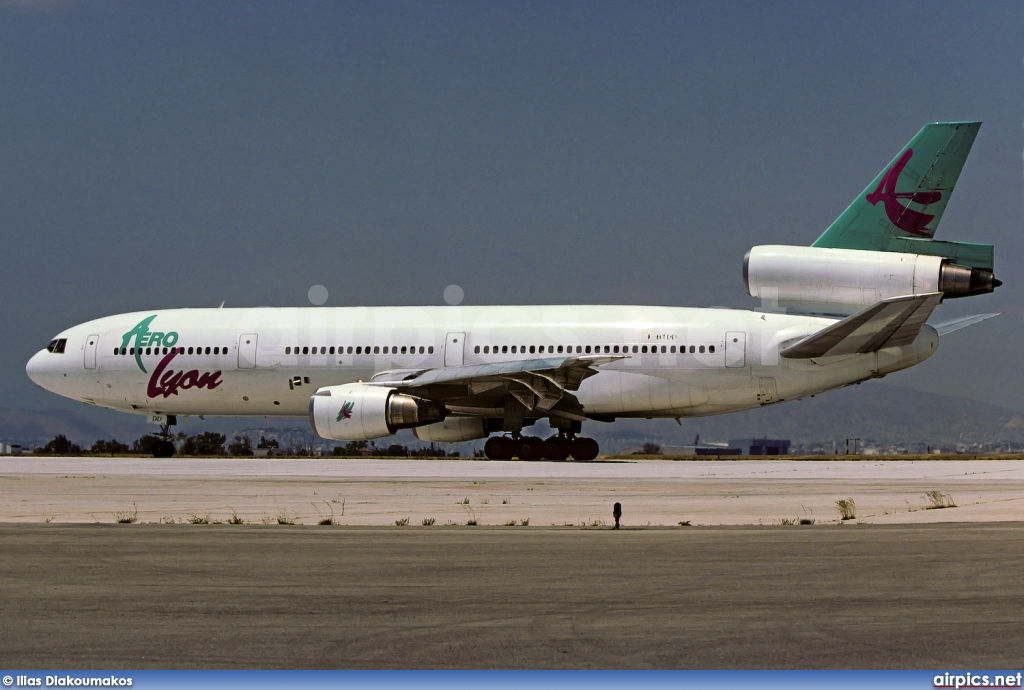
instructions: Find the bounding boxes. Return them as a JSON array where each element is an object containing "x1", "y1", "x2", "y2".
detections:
[
  {"x1": 1, "y1": 459, "x2": 1022, "y2": 669},
  {"x1": 1, "y1": 523, "x2": 1022, "y2": 669},
  {"x1": 1, "y1": 457, "x2": 1023, "y2": 526}
]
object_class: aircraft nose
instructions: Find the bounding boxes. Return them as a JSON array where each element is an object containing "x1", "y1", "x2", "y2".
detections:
[{"x1": 26, "y1": 350, "x2": 54, "y2": 390}]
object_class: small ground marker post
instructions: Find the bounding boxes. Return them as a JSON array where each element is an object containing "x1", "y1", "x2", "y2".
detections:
[{"x1": 613, "y1": 502, "x2": 622, "y2": 530}]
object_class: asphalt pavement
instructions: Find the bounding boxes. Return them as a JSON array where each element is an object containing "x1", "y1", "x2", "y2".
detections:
[{"x1": 1, "y1": 523, "x2": 1022, "y2": 669}]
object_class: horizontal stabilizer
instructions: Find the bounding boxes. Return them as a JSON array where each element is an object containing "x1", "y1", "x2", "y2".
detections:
[
  {"x1": 932, "y1": 312, "x2": 999, "y2": 336},
  {"x1": 781, "y1": 293, "x2": 942, "y2": 359}
]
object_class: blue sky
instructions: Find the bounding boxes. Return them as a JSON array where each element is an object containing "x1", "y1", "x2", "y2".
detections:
[{"x1": 2, "y1": 0, "x2": 1022, "y2": 417}]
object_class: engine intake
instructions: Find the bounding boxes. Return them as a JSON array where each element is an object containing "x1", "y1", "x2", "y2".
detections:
[{"x1": 309, "y1": 383, "x2": 446, "y2": 441}]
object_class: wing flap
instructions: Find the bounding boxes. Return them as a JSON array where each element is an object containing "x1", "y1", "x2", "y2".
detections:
[{"x1": 781, "y1": 293, "x2": 942, "y2": 359}]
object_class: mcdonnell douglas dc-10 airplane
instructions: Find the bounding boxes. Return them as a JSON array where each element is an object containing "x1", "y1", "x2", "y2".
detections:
[{"x1": 27, "y1": 122, "x2": 999, "y2": 459}]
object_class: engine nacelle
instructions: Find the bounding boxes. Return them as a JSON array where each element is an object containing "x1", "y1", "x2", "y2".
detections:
[
  {"x1": 744, "y1": 245, "x2": 998, "y2": 313},
  {"x1": 413, "y1": 417, "x2": 489, "y2": 443},
  {"x1": 309, "y1": 383, "x2": 446, "y2": 441}
]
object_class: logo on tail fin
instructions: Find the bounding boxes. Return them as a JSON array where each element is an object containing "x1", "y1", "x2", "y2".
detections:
[{"x1": 865, "y1": 149, "x2": 942, "y2": 237}]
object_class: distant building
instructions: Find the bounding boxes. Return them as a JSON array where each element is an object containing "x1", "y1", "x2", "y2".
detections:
[
  {"x1": 1, "y1": 443, "x2": 23, "y2": 456},
  {"x1": 728, "y1": 438, "x2": 790, "y2": 455},
  {"x1": 661, "y1": 445, "x2": 742, "y2": 456}
]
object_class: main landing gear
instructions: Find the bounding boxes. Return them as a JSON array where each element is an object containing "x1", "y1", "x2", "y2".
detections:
[{"x1": 483, "y1": 433, "x2": 599, "y2": 462}]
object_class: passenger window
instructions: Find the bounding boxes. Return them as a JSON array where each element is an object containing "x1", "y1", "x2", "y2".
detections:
[
  {"x1": 474, "y1": 346, "x2": 480, "y2": 354},
  {"x1": 670, "y1": 345, "x2": 676, "y2": 353},
  {"x1": 528, "y1": 345, "x2": 535, "y2": 354},
  {"x1": 690, "y1": 345, "x2": 695, "y2": 353},
  {"x1": 418, "y1": 346, "x2": 424, "y2": 354},
  {"x1": 213, "y1": 347, "x2": 219, "y2": 355},
  {"x1": 613, "y1": 345, "x2": 619, "y2": 353},
  {"x1": 285, "y1": 347, "x2": 291, "y2": 355},
  {"x1": 699, "y1": 345, "x2": 705, "y2": 353},
  {"x1": 502, "y1": 345, "x2": 508, "y2": 354},
  {"x1": 205, "y1": 347, "x2": 211, "y2": 355},
  {"x1": 632, "y1": 345, "x2": 638, "y2": 353},
  {"x1": 329, "y1": 346, "x2": 335, "y2": 355},
  {"x1": 347, "y1": 346, "x2": 353, "y2": 354},
  {"x1": 383, "y1": 346, "x2": 389, "y2": 354},
  {"x1": 661, "y1": 346, "x2": 666, "y2": 353},
  {"x1": 399, "y1": 346, "x2": 405, "y2": 354},
  {"x1": 557, "y1": 345, "x2": 563, "y2": 354},
  {"x1": 428, "y1": 346, "x2": 434, "y2": 354},
  {"x1": 709, "y1": 345, "x2": 715, "y2": 353},
  {"x1": 511, "y1": 346, "x2": 517, "y2": 354},
  {"x1": 576, "y1": 346, "x2": 582, "y2": 353},
  {"x1": 356, "y1": 346, "x2": 362, "y2": 354},
  {"x1": 585, "y1": 345, "x2": 591, "y2": 354}
]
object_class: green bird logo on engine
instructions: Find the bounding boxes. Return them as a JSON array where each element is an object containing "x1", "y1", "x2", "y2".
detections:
[{"x1": 336, "y1": 401, "x2": 355, "y2": 421}]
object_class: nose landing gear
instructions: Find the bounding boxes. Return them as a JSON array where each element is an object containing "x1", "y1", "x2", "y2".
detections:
[{"x1": 152, "y1": 416, "x2": 177, "y2": 458}]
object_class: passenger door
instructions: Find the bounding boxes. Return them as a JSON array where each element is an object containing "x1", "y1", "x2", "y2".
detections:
[
  {"x1": 84, "y1": 334, "x2": 99, "y2": 370},
  {"x1": 238, "y1": 333, "x2": 258, "y2": 369},
  {"x1": 725, "y1": 331, "x2": 746, "y2": 368},
  {"x1": 444, "y1": 332, "x2": 465, "y2": 367}
]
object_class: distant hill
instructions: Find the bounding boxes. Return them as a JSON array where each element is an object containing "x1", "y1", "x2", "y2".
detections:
[{"x1": 3, "y1": 382, "x2": 1023, "y2": 451}]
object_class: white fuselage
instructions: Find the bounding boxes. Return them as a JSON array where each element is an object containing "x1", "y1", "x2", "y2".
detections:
[{"x1": 26, "y1": 304, "x2": 938, "y2": 424}]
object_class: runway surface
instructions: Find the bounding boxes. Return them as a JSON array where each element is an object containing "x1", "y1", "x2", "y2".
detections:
[
  {"x1": 1, "y1": 523, "x2": 1022, "y2": 669},
  {"x1": 2, "y1": 457, "x2": 1023, "y2": 525}
]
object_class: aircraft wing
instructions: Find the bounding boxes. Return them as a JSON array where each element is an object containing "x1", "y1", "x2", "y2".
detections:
[
  {"x1": 368, "y1": 355, "x2": 627, "y2": 422},
  {"x1": 781, "y1": 293, "x2": 943, "y2": 359}
]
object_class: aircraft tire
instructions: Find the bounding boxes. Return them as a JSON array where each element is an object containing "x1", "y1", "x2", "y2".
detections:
[
  {"x1": 152, "y1": 440, "x2": 176, "y2": 458},
  {"x1": 541, "y1": 436, "x2": 571, "y2": 461},
  {"x1": 484, "y1": 436, "x2": 515, "y2": 461},
  {"x1": 570, "y1": 437, "x2": 599, "y2": 462},
  {"x1": 516, "y1": 436, "x2": 544, "y2": 461}
]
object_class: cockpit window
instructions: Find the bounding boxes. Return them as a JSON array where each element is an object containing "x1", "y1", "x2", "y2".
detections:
[{"x1": 46, "y1": 339, "x2": 67, "y2": 354}]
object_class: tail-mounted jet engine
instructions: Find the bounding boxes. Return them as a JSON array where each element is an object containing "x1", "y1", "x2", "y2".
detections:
[
  {"x1": 309, "y1": 383, "x2": 446, "y2": 441},
  {"x1": 744, "y1": 245, "x2": 999, "y2": 314}
]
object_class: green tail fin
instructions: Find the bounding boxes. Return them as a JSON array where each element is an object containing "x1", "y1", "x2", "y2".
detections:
[{"x1": 813, "y1": 122, "x2": 981, "y2": 256}]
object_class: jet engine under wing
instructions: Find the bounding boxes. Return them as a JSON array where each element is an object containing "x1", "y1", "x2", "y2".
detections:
[
  {"x1": 368, "y1": 355, "x2": 627, "y2": 421},
  {"x1": 780, "y1": 293, "x2": 943, "y2": 359}
]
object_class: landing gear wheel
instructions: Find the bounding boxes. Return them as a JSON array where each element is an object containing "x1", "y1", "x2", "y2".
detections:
[
  {"x1": 542, "y1": 436, "x2": 571, "y2": 461},
  {"x1": 570, "y1": 437, "x2": 599, "y2": 462},
  {"x1": 484, "y1": 436, "x2": 515, "y2": 460},
  {"x1": 153, "y1": 440, "x2": 176, "y2": 458},
  {"x1": 516, "y1": 436, "x2": 544, "y2": 461}
]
